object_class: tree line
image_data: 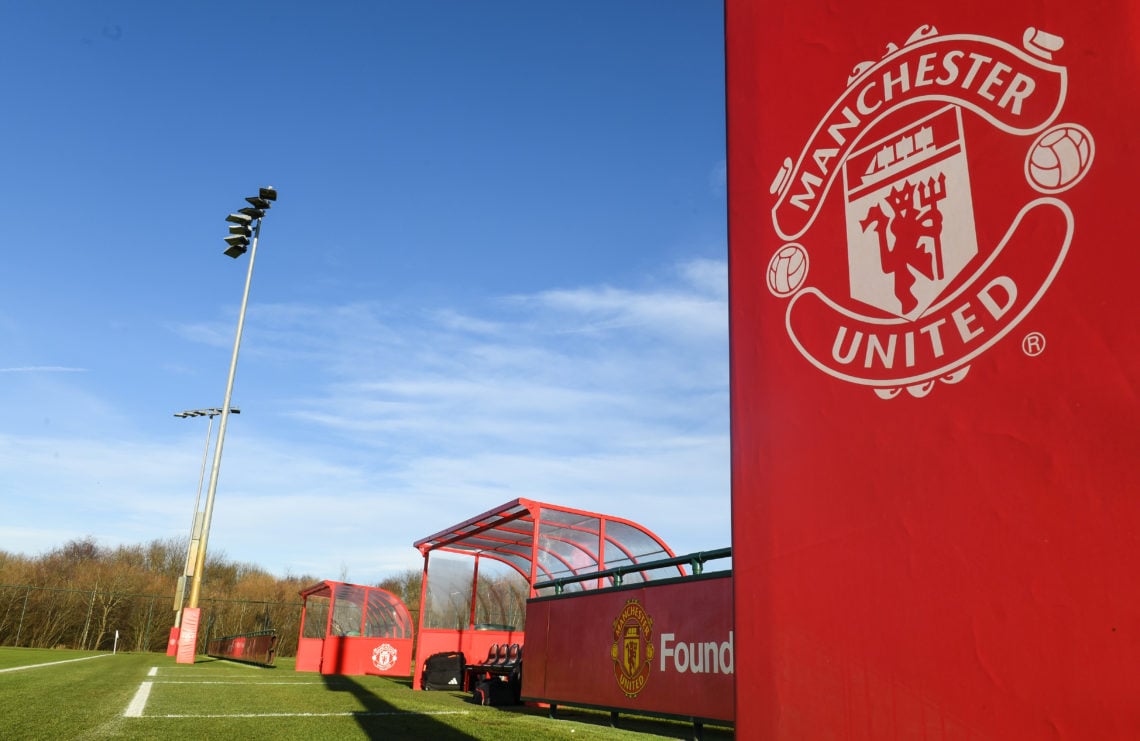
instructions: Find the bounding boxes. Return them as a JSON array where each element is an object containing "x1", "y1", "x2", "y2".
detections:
[
  {"x1": 0, "y1": 537, "x2": 408, "y2": 656},
  {"x1": 0, "y1": 537, "x2": 525, "y2": 657}
]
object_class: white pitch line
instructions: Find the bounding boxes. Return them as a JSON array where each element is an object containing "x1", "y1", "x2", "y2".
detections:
[
  {"x1": 123, "y1": 681, "x2": 153, "y2": 718},
  {"x1": 0, "y1": 654, "x2": 110, "y2": 673},
  {"x1": 146, "y1": 710, "x2": 472, "y2": 719}
]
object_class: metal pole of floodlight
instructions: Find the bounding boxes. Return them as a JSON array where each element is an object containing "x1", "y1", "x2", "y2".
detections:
[
  {"x1": 171, "y1": 407, "x2": 239, "y2": 626},
  {"x1": 186, "y1": 186, "x2": 277, "y2": 610}
]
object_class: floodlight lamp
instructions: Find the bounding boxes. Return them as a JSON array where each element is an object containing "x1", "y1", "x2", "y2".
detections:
[
  {"x1": 226, "y1": 212, "x2": 253, "y2": 225},
  {"x1": 238, "y1": 207, "x2": 265, "y2": 219},
  {"x1": 228, "y1": 224, "x2": 252, "y2": 237},
  {"x1": 224, "y1": 234, "x2": 250, "y2": 247},
  {"x1": 245, "y1": 196, "x2": 271, "y2": 210},
  {"x1": 259, "y1": 186, "x2": 277, "y2": 202},
  {"x1": 224, "y1": 243, "x2": 248, "y2": 258}
]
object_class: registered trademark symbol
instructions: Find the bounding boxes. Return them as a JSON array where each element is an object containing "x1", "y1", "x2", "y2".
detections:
[{"x1": 1022, "y1": 332, "x2": 1046, "y2": 356}]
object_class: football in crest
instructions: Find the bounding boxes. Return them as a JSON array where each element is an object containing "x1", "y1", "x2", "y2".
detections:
[
  {"x1": 766, "y1": 243, "x2": 809, "y2": 297},
  {"x1": 1026, "y1": 124, "x2": 1094, "y2": 192}
]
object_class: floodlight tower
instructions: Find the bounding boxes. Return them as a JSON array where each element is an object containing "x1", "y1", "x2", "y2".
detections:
[
  {"x1": 171, "y1": 407, "x2": 240, "y2": 624},
  {"x1": 186, "y1": 187, "x2": 277, "y2": 610}
]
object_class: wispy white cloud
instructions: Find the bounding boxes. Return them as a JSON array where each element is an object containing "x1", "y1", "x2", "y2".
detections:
[
  {"x1": 0, "y1": 258, "x2": 730, "y2": 583},
  {"x1": 429, "y1": 308, "x2": 507, "y2": 337},
  {"x1": 680, "y1": 257, "x2": 727, "y2": 298},
  {"x1": 509, "y1": 260, "x2": 726, "y2": 341},
  {"x1": 519, "y1": 284, "x2": 724, "y2": 339}
]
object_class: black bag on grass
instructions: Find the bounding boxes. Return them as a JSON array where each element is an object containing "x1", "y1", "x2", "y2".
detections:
[
  {"x1": 472, "y1": 675, "x2": 518, "y2": 706},
  {"x1": 421, "y1": 651, "x2": 465, "y2": 690}
]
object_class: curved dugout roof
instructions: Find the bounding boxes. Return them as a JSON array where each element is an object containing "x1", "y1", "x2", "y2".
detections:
[
  {"x1": 299, "y1": 580, "x2": 414, "y2": 638},
  {"x1": 413, "y1": 498, "x2": 681, "y2": 591}
]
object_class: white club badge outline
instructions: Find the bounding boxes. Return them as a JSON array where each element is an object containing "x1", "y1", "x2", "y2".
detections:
[
  {"x1": 765, "y1": 25, "x2": 1094, "y2": 399},
  {"x1": 372, "y1": 642, "x2": 398, "y2": 671}
]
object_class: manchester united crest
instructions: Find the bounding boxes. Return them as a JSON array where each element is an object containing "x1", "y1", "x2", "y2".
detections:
[
  {"x1": 610, "y1": 599, "x2": 654, "y2": 698},
  {"x1": 371, "y1": 642, "x2": 398, "y2": 672},
  {"x1": 765, "y1": 25, "x2": 1093, "y2": 398}
]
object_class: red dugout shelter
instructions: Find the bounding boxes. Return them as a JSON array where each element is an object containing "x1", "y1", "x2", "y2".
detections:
[
  {"x1": 410, "y1": 498, "x2": 683, "y2": 690},
  {"x1": 295, "y1": 581, "x2": 414, "y2": 677}
]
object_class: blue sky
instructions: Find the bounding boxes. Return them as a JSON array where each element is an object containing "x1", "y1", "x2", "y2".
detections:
[{"x1": 0, "y1": 2, "x2": 728, "y2": 585}]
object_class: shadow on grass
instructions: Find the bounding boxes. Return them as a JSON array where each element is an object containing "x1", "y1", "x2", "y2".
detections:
[
  {"x1": 196, "y1": 656, "x2": 278, "y2": 669},
  {"x1": 322, "y1": 674, "x2": 476, "y2": 740},
  {"x1": 488, "y1": 702, "x2": 735, "y2": 740}
]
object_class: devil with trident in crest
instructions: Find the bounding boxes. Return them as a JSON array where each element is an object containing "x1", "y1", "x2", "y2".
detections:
[{"x1": 861, "y1": 173, "x2": 948, "y2": 314}]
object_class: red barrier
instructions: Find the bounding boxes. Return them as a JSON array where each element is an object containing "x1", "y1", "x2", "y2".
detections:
[
  {"x1": 522, "y1": 573, "x2": 733, "y2": 723},
  {"x1": 207, "y1": 630, "x2": 277, "y2": 667}
]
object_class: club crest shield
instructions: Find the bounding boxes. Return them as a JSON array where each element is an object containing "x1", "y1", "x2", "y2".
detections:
[
  {"x1": 610, "y1": 599, "x2": 654, "y2": 698},
  {"x1": 844, "y1": 105, "x2": 978, "y2": 320}
]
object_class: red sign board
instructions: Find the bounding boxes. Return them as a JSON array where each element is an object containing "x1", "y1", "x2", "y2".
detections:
[
  {"x1": 727, "y1": 1, "x2": 1140, "y2": 738},
  {"x1": 522, "y1": 574, "x2": 733, "y2": 723}
]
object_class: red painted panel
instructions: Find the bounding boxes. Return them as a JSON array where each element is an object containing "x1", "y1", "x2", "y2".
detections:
[
  {"x1": 175, "y1": 607, "x2": 199, "y2": 664},
  {"x1": 522, "y1": 575, "x2": 733, "y2": 722},
  {"x1": 727, "y1": 2, "x2": 1140, "y2": 738},
  {"x1": 316, "y1": 636, "x2": 412, "y2": 676},
  {"x1": 295, "y1": 637, "x2": 322, "y2": 672}
]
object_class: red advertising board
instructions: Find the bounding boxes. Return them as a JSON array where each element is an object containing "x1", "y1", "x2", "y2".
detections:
[
  {"x1": 522, "y1": 573, "x2": 733, "y2": 723},
  {"x1": 207, "y1": 632, "x2": 279, "y2": 666},
  {"x1": 727, "y1": 2, "x2": 1140, "y2": 738}
]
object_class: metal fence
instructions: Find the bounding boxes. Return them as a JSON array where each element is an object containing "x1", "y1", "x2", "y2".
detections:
[{"x1": 0, "y1": 583, "x2": 305, "y2": 657}]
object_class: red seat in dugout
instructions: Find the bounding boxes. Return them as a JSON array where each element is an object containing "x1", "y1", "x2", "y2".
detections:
[{"x1": 463, "y1": 642, "x2": 523, "y2": 691}]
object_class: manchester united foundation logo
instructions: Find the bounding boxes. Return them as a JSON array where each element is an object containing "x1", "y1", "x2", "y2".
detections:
[
  {"x1": 765, "y1": 25, "x2": 1093, "y2": 398},
  {"x1": 610, "y1": 599, "x2": 654, "y2": 698}
]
